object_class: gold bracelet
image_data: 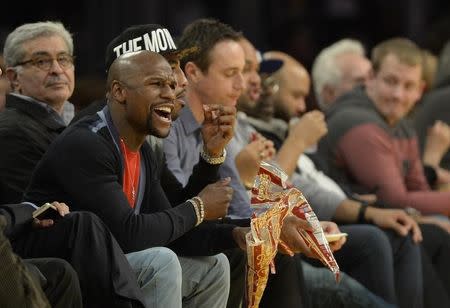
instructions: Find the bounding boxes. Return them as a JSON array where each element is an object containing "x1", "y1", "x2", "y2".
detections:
[
  {"x1": 200, "y1": 148, "x2": 227, "y2": 165},
  {"x1": 192, "y1": 196, "x2": 205, "y2": 223},
  {"x1": 187, "y1": 199, "x2": 202, "y2": 226}
]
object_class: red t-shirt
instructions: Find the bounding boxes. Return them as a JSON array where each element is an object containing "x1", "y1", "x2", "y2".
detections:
[{"x1": 119, "y1": 139, "x2": 141, "y2": 208}]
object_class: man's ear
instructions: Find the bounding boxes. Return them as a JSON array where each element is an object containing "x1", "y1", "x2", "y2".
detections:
[
  {"x1": 5, "y1": 68, "x2": 20, "y2": 92},
  {"x1": 322, "y1": 85, "x2": 336, "y2": 106},
  {"x1": 184, "y1": 61, "x2": 202, "y2": 83},
  {"x1": 110, "y1": 81, "x2": 127, "y2": 104}
]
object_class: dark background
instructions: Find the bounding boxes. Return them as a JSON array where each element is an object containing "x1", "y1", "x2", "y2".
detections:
[{"x1": 2, "y1": 0, "x2": 450, "y2": 107}]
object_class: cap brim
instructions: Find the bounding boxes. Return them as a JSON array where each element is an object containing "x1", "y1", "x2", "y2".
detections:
[
  {"x1": 260, "y1": 59, "x2": 283, "y2": 74},
  {"x1": 164, "y1": 46, "x2": 199, "y2": 60}
]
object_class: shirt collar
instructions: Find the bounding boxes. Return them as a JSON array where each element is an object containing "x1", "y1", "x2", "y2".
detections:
[{"x1": 178, "y1": 105, "x2": 202, "y2": 136}]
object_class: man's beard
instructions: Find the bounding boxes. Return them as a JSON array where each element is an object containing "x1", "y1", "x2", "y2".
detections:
[{"x1": 146, "y1": 116, "x2": 170, "y2": 139}]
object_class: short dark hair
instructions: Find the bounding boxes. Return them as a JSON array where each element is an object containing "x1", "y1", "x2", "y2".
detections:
[
  {"x1": 178, "y1": 18, "x2": 242, "y2": 72},
  {"x1": 371, "y1": 38, "x2": 423, "y2": 74}
]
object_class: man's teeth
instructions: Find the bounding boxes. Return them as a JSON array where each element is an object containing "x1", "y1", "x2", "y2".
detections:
[{"x1": 154, "y1": 106, "x2": 172, "y2": 114}]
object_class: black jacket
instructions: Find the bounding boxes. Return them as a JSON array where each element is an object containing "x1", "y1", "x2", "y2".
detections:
[{"x1": 0, "y1": 94, "x2": 65, "y2": 204}]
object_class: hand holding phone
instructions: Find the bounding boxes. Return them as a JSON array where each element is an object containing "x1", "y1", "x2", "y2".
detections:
[{"x1": 32, "y1": 203, "x2": 63, "y2": 225}]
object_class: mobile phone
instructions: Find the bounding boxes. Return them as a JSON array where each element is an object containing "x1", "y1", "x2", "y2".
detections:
[
  {"x1": 32, "y1": 203, "x2": 62, "y2": 221},
  {"x1": 325, "y1": 232, "x2": 348, "y2": 243}
]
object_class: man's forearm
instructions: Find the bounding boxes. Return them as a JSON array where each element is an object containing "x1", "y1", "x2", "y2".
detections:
[
  {"x1": 332, "y1": 199, "x2": 362, "y2": 223},
  {"x1": 275, "y1": 135, "x2": 306, "y2": 177}
]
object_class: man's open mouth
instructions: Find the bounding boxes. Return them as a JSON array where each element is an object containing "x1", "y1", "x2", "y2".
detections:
[{"x1": 153, "y1": 106, "x2": 173, "y2": 122}]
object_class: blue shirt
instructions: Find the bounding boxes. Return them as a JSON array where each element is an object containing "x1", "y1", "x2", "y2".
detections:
[{"x1": 163, "y1": 106, "x2": 253, "y2": 218}]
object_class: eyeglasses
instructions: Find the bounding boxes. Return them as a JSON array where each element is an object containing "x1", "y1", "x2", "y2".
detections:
[
  {"x1": 15, "y1": 54, "x2": 75, "y2": 71},
  {"x1": 261, "y1": 75, "x2": 279, "y2": 94}
]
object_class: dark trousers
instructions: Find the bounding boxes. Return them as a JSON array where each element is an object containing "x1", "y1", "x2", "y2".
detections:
[
  {"x1": 420, "y1": 223, "x2": 450, "y2": 307},
  {"x1": 12, "y1": 212, "x2": 145, "y2": 308},
  {"x1": 27, "y1": 258, "x2": 82, "y2": 308},
  {"x1": 260, "y1": 253, "x2": 308, "y2": 308},
  {"x1": 328, "y1": 224, "x2": 422, "y2": 308},
  {"x1": 225, "y1": 248, "x2": 307, "y2": 308}
]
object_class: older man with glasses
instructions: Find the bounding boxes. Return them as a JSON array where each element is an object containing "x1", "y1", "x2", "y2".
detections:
[{"x1": 0, "y1": 21, "x2": 75, "y2": 204}]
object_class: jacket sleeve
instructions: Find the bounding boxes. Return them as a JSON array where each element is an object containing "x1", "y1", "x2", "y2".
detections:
[
  {"x1": 0, "y1": 123, "x2": 45, "y2": 204},
  {"x1": 336, "y1": 123, "x2": 450, "y2": 215},
  {"x1": 161, "y1": 154, "x2": 220, "y2": 206},
  {"x1": 0, "y1": 203, "x2": 35, "y2": 238}
]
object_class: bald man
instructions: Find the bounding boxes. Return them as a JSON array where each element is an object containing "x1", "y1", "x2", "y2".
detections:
[{"x1": 24, "y1": 50, "x2": 251, "y2": 308}]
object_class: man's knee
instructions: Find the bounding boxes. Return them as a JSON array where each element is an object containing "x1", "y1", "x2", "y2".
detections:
[
  {"x1": 62, "y1": 211, "x2": 104, "y2": 229},
  {"x1": 211, "y1": 253, "x2": 230, "y2": 286},
  {"x1": 127, "y1": 247, "x2": 182, "y2": 286}
]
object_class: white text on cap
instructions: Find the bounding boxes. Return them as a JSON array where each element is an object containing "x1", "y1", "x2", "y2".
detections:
[{"x1": 113, "y1": 28, "x2": 176, "y2": 58}]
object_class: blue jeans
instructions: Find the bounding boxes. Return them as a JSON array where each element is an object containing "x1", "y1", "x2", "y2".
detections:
[{"x1": 126, "y1": 247, "x2": 229, "y2": 308}]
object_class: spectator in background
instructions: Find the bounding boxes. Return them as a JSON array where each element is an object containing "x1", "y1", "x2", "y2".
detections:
[
  {"x1": 319, "y1": 38, "x2": 450, "y2": 218},
  {"x1": 0, "y1": 21, "x2": 75, "y2": 204},
  {"x1": 312, "y1": 39, "x2": 372, "y2": 112},
  {"x1": 313, "y1": 39, "x2": 450, "y2": 191}
]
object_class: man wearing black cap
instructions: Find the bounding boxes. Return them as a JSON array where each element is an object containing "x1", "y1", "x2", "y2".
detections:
[{"x1": 71, "y1": 24, "x2": 191, "y2": 125}]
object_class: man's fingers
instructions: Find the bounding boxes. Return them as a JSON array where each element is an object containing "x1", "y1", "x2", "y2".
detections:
[
  {"x1": 33, "y1": 218, "x2": 54, "y2": 228},
  {"x1": 411, "y1": 224, "x2": 423, "y2": 243},
  {"x1": 278, "y1": 240, "x2": 294, "y2": 257},
  {"x1": 217, "y1": 115, "x2": 236, "y2": 125},
  {"x1": 219, "y1": 125, "x2": 234, "y2": 137},
  {"x1": 52, "y1": 201, "x2": 69, "y2": 216},
  {"x1": 391, "y1": 221, "x2": 409, "y2": 237},
  {"x1": 203, "y1": 104, "x2": 219, "y2": 123},
  {"x1": 218, "y1": 105, "x2": 236, "y2": 116}
]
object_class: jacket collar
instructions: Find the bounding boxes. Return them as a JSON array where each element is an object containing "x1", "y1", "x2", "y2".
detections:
[{"x1": 6, "y1": 94, "x2": 66, "y2": 130}]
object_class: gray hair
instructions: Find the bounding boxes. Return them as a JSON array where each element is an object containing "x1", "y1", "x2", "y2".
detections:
[
  {"x1": 311, "y1": 39, "x2": 365, "y2": 107},
  {"x1": 3, "y1": 21, "x2": 73, "y2": 67}
]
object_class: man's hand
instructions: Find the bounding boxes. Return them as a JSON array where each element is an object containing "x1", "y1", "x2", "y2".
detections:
[
  {"x1": 288, "y1": 111, "x2": 328, "y2": 149},
  {"x1": 423, "y1": 120, "x2": 450, "y2": 167},
  {"x1": 198, "y1": 178, "x2": 233, "y2": 220},
  {"x1": 366, "y1": 207, "x2": 422, "y2": 243},
  {"x1": 279, "y1": 215, "x2": 314, "y2": 257},
  {"x1": 235, "y1": 133, "x2": 276, "y2": 188},
  {"x1": 32, "y1": 201, "x2": 69, "y2": 228},
  {"x1": 201, "y1": 104, "x2": 236, "y2": 157},
  {"x1": 232, "y1": 227, "x2": 250, "y2": 251},
  {"x1": 320, "y1": 221, "x2": 346, "y2": 252}
]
